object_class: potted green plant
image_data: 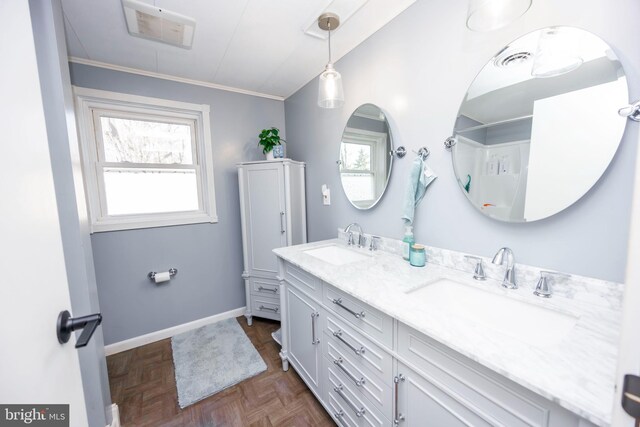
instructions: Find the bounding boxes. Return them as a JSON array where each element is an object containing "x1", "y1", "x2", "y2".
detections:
[{"x1": 258, "y1": 127, "x2": 285, "y2": 160}]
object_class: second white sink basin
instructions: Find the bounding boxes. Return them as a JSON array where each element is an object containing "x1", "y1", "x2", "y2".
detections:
[
  {"x1": 406, "y1": 278, "x2": 579, "y2": 348},
  {"x1": 303, "y1": 244, "x2": 370, "y2": 266}
]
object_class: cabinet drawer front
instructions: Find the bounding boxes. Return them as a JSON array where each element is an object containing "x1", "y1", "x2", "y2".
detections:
[
  {"x1": 284, "y1": 262, "x2": 321, "y2": 300},
  {"x1": 323, "y1": 284, "x2": 393, "y2": 348},
  {"x1": 324, "y1": 313, "x2": 392, "y2": 381},
  {"x1": 251, "y1": 295, "x2": 281, "y2": 321},
  {"x1": 398, "y1": 324, "x2": 552, "y2": 427},
  {"x1": 325, "y1": 361, "x2": 390, "y2": 427},
  {"x1": 251, "y1": 277, "x2": 280, "y2": 296},
  {"x1": 324, "y1": 339, "x2": 393, "y2": 418}
]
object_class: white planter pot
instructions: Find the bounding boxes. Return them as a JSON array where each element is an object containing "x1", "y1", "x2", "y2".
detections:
[{"x1": 265, "y1": 151, "x2": 275, "y2": 161}]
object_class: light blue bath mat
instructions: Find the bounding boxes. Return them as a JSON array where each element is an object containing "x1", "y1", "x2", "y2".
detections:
[{"x1": 171, "y1": 318, "x2": 267, "y2": 408}]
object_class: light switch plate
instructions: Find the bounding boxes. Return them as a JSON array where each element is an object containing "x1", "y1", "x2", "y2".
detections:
[{"x1": 322, "y1": 185, "x2": 331, "y2": 205}]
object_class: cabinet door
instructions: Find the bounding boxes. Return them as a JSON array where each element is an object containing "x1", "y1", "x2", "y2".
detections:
[
  {"x1": 286, "y1": 285, "x2": 322, "y2": 393},
  {"x1": 396, "y1": 363, "x2": 493, "y2": 427},
  {"x1": 241, "y1": 163, "x2": 287, "y2": 278}
]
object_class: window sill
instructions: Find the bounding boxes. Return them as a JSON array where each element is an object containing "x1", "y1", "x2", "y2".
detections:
[{"x1": 90, "y1": 212, "x2": 218, "y2": 233}]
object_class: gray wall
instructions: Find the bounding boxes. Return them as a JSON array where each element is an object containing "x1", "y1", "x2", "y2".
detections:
[
  {"x1": 30, "y1": 1, "x2": 111, "y2": 425},
  {"x1": 285, "y1": 0, "x2": 640, "y2": 283},
  {"x1": 70, "y1": 63, "x2": 286, "y2": 345}
]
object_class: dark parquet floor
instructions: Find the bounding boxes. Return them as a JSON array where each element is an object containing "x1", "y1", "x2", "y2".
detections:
[{"x1": 107, "y1": 316, "x2": 335, "y2": 426}]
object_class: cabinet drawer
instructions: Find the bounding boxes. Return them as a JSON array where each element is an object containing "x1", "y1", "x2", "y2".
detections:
[
  {"x1": 324, "y1": 339, "x2": 392, "y2": 418},
  {"x1": 323, "y1": 284, "x2": 393, "y2": 348},
  {"x1": 284, "y1": 262, "x2": 321, "y2": 300},
  {"x1": 323, "y1": 313, "x2": 392, "y2": 382},
  {"x1": 251, "y1": 295, "x2": 281, "y2": 321},
  {"x1": 325, "y1": 360, "x2": 390, "y2": 427},
  {"x1": 251, "y1": 277, "x2": 280, "y2": 296},
  {"x1": 398, "y1": 323, "x2": 556, "y2": 427}
]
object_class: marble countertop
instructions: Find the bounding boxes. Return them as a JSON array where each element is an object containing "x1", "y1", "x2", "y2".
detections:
[{"x1": 274, "y1": 238, "x2": 623, "y2": 427}]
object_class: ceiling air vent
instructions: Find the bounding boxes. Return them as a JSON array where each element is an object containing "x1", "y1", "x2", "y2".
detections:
[
  {"x1": 122, "y1": 0, "x2": 195, "y2": 49},
  {"x1": 494, "y1": 51, "x2": 533, "y2": 68}
]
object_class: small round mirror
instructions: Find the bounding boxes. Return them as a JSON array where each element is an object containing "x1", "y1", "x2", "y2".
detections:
[
  {"x1": 339, "y1": 104, "x2": 394, "y2": 209},
  {"x1": 451, "y1": 26, "x2": 628, "y2": 222}
]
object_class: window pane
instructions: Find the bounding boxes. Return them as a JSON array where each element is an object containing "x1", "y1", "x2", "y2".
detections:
[
  {"x1": 341, "y1": 173, "x2": 375, "y2": 202},
  {"x1": 341, "y1": 143, "x2": 371, "y2": 170},
  {"x1": 100, "y1": 116, "x2": 194, "y2": 164},
  {"x1": 103, "y1": 167, "x2": 199, "y2": 215}
]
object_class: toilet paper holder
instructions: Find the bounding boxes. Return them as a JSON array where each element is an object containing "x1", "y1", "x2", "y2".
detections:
[{"x1": 148, "y1": 268, "x2": 178, "y2": 281}]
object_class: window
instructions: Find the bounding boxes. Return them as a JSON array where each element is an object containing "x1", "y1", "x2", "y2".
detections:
[
  {"x1": 74, "y1": 87, "x2": 217, "y2": 232},
  {"x1": 339, "y1": 128, "x2": 388, "y2": 207}
]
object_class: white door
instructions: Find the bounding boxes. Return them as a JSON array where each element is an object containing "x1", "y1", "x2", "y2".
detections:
[
  {"x1": 0, "y1": 2, "x2": 88, "y2": 426},
  {"x1": 242, "y1": 162, "x2": 287, "y2": 278},
  {"x1": 612, "y1": 125, "x2": 640, "y2": 426}
]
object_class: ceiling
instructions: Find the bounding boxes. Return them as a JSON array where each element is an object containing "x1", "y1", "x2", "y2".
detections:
[{"x1": 61, "y1": 0, "x2": 416, "y2": 100}]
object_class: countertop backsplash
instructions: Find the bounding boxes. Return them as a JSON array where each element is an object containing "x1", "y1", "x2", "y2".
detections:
[{"x1": 337, "y1": 228, "x2": 624, "y2": 313}]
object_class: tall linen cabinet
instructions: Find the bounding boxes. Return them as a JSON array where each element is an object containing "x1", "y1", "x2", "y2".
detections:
[{"x1": 237, "y1": 160, "x2": 307, "y2": 325}]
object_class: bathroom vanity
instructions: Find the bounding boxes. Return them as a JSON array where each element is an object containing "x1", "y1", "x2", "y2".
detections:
[{"x1": 274, "y1": 234, "x2": 622, "y2": 427}]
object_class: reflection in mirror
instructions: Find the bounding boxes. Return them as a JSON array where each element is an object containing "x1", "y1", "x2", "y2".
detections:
[
  {"x1": 339, "y1": 104, "x2": 393, "y2": 209},
  {"x1": 452, "y1": 26, "x2": 628, "y2": 222}
]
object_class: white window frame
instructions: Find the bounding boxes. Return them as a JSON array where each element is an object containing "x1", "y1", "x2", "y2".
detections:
[
  {"x1": 73, "y1": 87, "x2": 218, "y2": 232},
  {"x1": 341, "y1": 127, "x2": 388, "y2": 207}
]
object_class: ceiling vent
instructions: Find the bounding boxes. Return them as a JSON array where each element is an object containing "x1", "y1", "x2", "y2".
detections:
[
  {"x1": 122, "y1": 0, "x2": 195, "y2": 49},
  {"x1": 494, "y1": 50, "x2": 532, "y2": 68}
]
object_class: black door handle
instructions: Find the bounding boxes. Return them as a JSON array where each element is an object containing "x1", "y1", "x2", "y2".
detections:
[{"x1": 57, "y1": 310, "x2": 102, "y2": 348}]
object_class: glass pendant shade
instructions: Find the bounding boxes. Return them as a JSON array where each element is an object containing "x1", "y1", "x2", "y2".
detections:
[
  {"x1": 531, "y1": 27, "x2": 583, "y2": 78},
  {"x1": 466, "y1": 0, "x2": 532, "y2": 32},
  {"x1": 318, "y1": 63, "x2": 344, "y2": 108}
]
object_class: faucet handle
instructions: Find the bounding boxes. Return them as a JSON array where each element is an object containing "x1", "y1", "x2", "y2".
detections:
[
  {"x1": 464, "y1": 256, "x2": 486, "y2": 281},
  {"x1": 534, "y1": 270, "x2": 571, "y2": 298},
  {"x1": 369, "y1": 236, "x2": 381, "y2": 252}
]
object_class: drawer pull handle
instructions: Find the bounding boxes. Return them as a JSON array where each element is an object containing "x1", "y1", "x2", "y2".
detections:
[
  {"x1": 332, "y1": 298, "x2": 365, "y2": 319},
  {"x1": 334, "y1": 410, "x2": 348, "y2": 426},
  {"x1": 333, "y1": 330, "x2": 365, "y2": 356},
  {"x1": 258, "y1": 305, "x2": 279, "y2": 313},
  {"x1": 334, "y1": 384, "x2": 366, "y2": 418},
  {"x1": 258, "y1": 286, "x2": 278, "y2": 293},
  {"x1": 311, "y1": 312, "x2": 320, "y2": 345},
  {"x1": 394, "y1": 374, "x2": 406, "y2": 424},
  {"x1": 333, "y1": 357, "x2": 366, "y2": 387}
]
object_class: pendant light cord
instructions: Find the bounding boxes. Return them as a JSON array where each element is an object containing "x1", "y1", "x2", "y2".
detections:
[{"x1": 327, "y1": 19, "x2": 332, "y2": 64}]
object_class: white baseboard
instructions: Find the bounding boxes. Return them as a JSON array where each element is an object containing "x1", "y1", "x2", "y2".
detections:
[
  {"x1": 106, "y1": 404, "x2": 120, "y2": 427},
  {"x1": 104, "y1": 307, "x2": 246, "y2": 356}
]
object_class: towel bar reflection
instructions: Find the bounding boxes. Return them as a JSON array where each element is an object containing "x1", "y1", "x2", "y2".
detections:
[{"x1": 148, "y1": 268, "x2": 178, "y2": 281}]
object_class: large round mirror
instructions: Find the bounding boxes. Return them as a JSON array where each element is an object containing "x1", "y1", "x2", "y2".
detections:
[
  {"x1": 339, "y1": 104, "x2": 394, "y2": 209},
  {"x1": 451, "y1": 26, "x2": 628, "y2": 222}
]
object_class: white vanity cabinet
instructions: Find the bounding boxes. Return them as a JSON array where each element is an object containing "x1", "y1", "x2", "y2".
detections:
[
  {"x1": 277, "y1": 258, "x2": 600, "y2": 427},
  {"x1": 285, "y1": 284, "x2": 322, "y2": 395},
  {"x1": 237, "y1": 160, "x2": 306, "y2": 324}
]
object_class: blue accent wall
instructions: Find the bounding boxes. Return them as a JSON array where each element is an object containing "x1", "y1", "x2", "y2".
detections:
[
  {"x1": 70, "y1": 62, "x2": 286, "y2": 345},
  {"x1": 284, "y1": 0, "x2": 640, "y2": 283}
]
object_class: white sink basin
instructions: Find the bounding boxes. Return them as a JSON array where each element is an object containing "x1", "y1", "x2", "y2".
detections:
[
  {"x1": 303, "y1": 244, "x2": 370, "y2": 266},
  {"x1": 406, "y1": 278, "x2": 579, "y2": 348}
]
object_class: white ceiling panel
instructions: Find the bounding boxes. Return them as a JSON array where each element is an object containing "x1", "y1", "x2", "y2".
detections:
[{"x1": 61, "y1": 0, "x2": 416, "y2": 98}]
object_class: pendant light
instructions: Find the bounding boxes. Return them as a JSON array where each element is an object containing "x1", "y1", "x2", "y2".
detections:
[
  {"x1": 317, "y1": 13, "x2": 344, "y2": 109},
  {"x1": 466, "y1": 0, "x2": 532, "y2": 32},
  {"x1": 531, "y1": 27, "x2": 583, "y2": 78}
]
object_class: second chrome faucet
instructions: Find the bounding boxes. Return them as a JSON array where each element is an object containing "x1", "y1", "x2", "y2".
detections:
[{"x1": 492, "y1": 247, "x2": 517, "y2": 289}]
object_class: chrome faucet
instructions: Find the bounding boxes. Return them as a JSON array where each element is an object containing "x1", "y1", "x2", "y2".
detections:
[
  {"x1": 492, "y1": 247, "x2": 517, "y2": 289},
  {"x1": 344, "y1": 223, "x2": 365, "y2": 248},
  {"x1": 534, "y1": 271, "x2": 570, "y2": 298}
]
